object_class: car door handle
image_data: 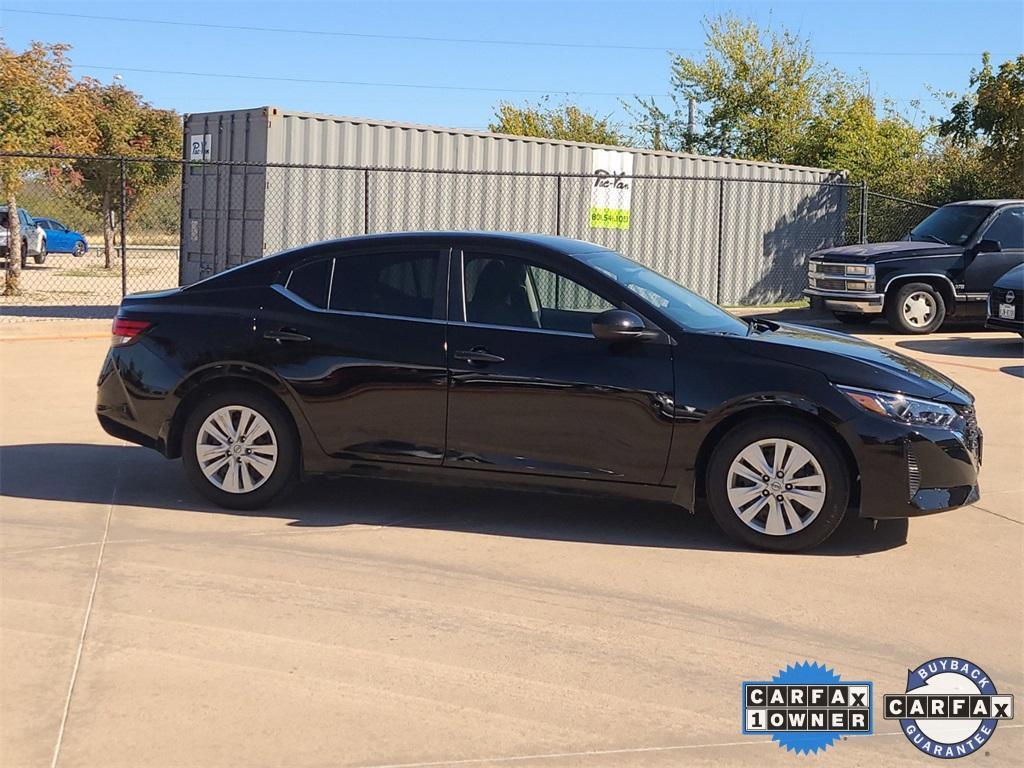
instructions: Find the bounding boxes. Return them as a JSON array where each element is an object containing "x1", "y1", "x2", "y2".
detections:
[
  {"x1": 453, "y1": 348, "x2": 505, "y2": 365},
  {"x1": 264, "y1": 328, "x2": 311, "y2": 343}
]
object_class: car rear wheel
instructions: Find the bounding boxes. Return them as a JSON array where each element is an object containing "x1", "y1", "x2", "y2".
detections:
[
  {"x1": 706, "y1": 418, "x2": 850, "y2": 552},
  {"x1": 182, "y1": 389, "x2": 297, "y2": 509},
  {"x1": 886, "y1": 282, "x2": 945, "y2": 334},
  {"x1": 73, "y1": 240, "x2": 86, "y2": 257},
  {"x1": 832, "y1": 311, "x2": 875, "y2": 325},
  {"x1": 20, "y1": 239, "x2": 27, "y2": 269}
]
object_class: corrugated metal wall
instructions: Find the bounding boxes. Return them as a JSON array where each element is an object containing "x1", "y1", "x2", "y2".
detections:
[{"x1": 182, "y1": 107, "x2": 847, "y2": 302}]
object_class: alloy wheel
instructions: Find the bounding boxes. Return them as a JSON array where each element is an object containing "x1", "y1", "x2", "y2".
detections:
[
  {"x1": 902, "y1": 291, "x2": 936, "y2": 328},
  {"x1": 726, "y1": 438, "x2": 827, "y2": 536},
  {"x1": 195, "y1": 405, "x2": 278, "y2": 493}
]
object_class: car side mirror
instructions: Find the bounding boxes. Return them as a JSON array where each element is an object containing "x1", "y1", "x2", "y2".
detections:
[
  {"x1": 975, "y1": 239, "x2": 1002, "y2": 254},
  {"x1": 592, "y1": 309, "x2": 658, "y2": 342}
]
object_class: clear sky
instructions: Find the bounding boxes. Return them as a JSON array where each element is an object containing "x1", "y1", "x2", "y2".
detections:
[{"x1": 2, "y1": 0, "x2": 1021, "y2": 136}]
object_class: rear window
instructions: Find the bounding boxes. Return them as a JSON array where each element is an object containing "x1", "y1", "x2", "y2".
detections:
[
  {"x1": 284, "y1": 259, "x2": 330, "y2": 308},
  {"x1": 330, "y1": 251, "x2": 438, "y2": 319}
]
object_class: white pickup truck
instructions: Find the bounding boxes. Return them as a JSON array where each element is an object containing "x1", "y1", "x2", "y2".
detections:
[{"x1": 0, "y1": 206, "x2": 48, "y2": 267}]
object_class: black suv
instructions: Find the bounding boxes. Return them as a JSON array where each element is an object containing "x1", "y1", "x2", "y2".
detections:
[{"x1": 805, "y1": 200, "x2": 1024, "y2": 334}]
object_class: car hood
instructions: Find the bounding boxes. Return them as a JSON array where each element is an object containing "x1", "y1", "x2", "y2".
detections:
[
  {"x1": 994, "y1": 264, "x2": 1024, "y2": 290},
  {"x1": 811, "y1": 241, "x2": 963, "y2": 263},
  {"x1": 733, "y1": 322, "x2": 971, "y2": 403}
]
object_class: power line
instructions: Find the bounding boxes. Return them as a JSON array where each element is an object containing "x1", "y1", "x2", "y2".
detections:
[
  {"x1": 5, "y1": 8, "x2": 679, "y2": 51},
  {"x1": 3, "y1": 8, "x2": 1008, "y2": 57},
  {"x1": 75, "y1": 64, "x2": 664, "y2": 98}
]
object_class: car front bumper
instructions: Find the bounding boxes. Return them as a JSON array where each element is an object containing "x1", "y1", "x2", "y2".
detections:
[
  {"x1": 840, "y1": 409, "x2": 981, "y2": 519},
  {"x1": 985, "y1": 315, "x2": 1023, "y2": 333},
  {"x1": 803, "y1": 288, "x2": 884, "y2": 314}
]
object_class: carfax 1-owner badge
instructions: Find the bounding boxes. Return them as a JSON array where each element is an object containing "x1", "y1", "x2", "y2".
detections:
[
  {"x1": 885, "y1": 657, "x2": 1014, "y2": 758},
  {"x1": 742, "y1": 661, "x2": 873, "y2": 754}
]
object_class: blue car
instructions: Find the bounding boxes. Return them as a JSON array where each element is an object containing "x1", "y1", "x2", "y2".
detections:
[{"x1": 33, "y1": 218, "x2": 88, "y2": 256}]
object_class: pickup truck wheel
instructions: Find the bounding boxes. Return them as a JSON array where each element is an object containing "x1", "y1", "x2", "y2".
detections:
[
  {"x1": 885, "y1": 282, "x2": 945, "y2": 334},
  {"x1": 20, "y1": 239, "x2": 28, "y2": 269},
  {"x1": 832, "y1": 312, "x2": 875, "y2": 325},
  {"x1": 33, "y1": 240, "x2": 47, "y2": 264}
]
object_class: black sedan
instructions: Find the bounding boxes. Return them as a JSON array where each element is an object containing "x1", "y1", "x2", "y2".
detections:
[
  {"x1": 986, "y1": 263, "x2": 1024, "y2": 336},
  {"x1": 97, "y1": 233, "x2": 982, "y2": 552}
]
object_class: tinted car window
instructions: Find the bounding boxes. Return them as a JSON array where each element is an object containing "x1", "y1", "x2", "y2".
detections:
[
  {"x1": 464, "y1": 253, "x2": 615, "y2": 333},
  {"x1": 285, "y1": 259, "x2": 331, "y2": 308},
  {"x1": 983, "y1": 208, "x2": 1024, "y2": 250},
  {"x1": 909, "y1": 205, "x2": 993, "y2": 245},
  {"x1": 36, "y1": 220, "x2": 51, "y2": 230},
  {"x1": 330, "y1": 251, "x2": 438, "y2": 318}
]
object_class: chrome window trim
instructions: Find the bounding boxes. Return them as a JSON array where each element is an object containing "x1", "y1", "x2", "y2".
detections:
[
  {"x1": 448, "y1": 319, "x2": 594, "y2": 339},
  {"x1": 271, "y1": 283, "x2": 446, "y2": 325},
  {"x1": 326, "y1": 257, "x2": 337, "y2": 309}
]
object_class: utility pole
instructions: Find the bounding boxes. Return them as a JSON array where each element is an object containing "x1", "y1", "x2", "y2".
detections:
[{"x1": 686, "y1": 98, "x2": 696, "y2": 152}]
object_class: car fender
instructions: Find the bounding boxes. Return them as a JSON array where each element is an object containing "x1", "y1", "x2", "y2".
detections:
[
  {"x1": 164, "y1": 360, "x2": 322, "y2": 465},
  {"x1": 671, "y1": 392, "x2": 861, "y2": 512}
]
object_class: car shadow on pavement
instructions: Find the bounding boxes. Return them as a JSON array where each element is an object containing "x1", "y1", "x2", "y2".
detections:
[
  {"x1": 0, "y1": 442, "x2": 909, "y2": 556},
  {"x1": 896, "y1": 336, "x2": 1024, "y2": 360}
]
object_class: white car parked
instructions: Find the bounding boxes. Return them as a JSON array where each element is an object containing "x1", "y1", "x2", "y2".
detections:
[{"x1": 0, "y1": 206, "x2": 47, "y2": 266}]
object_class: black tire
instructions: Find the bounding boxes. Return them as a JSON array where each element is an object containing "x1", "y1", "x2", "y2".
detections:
[
  {"x1": 33, "y1": 239, "x2": 47, "y2": 264},
  {"x1": 73, "y1": 240, "x2": 86, "y2": 257},
  {"x1": 885, "y1": 282, "x2": 945, "y2": 334},
  {"x1": 20, "y1": 239, "x2": 27, "y2": 269},
  {"x1": 832, "y1": 311, "x2": 875, "y2": 326},
  {"x1": 182, "y1": 388, "x2": 298, "y2": 509},
  {"x1": 706, "y1": 418, "x2": 851, "y2": 552}
]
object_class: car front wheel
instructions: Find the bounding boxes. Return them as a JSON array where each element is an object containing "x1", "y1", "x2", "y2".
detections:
[
  {"x1": 33, "y1": 239, "x2": 47, "y2": 264},
  {"x1": 706, "y1": 418, "x2": 850, "y2": 552},
  {"x1": 182, "y1": 389, "x2": 297, "y2": 509},
  {"x1": 886, "y1": 282, "x2": 945, "y2": 334},
  {"x1": 73, "y1": 240, "x2": 86, "y2": 257}
]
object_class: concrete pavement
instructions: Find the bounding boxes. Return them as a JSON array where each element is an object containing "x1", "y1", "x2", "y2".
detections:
[{"x1": 1, "y1": 321, "x2": 1021, "y2": 767}]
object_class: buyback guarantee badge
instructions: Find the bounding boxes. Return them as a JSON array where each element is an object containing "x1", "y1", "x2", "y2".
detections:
[
  {"x1": 742, "y1": 661, "x2": 873, "y2": 754},
  {"x1": 885, "y1": 657, "x2": 1014, "y2": 759}
]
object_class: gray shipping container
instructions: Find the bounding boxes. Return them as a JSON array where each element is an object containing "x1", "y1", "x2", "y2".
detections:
[{"x1": 181, "y1": 107, "x2": 848, "y2": 303}]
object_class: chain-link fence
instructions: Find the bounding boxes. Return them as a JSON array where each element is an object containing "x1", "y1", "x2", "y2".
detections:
[{"x1": 1, "y1": 152, "x2": 934, "y2": 313}]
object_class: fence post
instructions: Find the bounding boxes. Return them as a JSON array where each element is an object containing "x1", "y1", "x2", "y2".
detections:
[
  {"x1": 119, "y1": 157, "x2": 128, "y2": 298},
  {"x1": 859, "y1": 180, "x2": 868, "y2": 244},
  {"x1": 716, "y1": 179, "x2": 725, "y2": 305},
  {"x1": 555, "y1": 175, "x2": 562, "y2": 236},
  {"x1": 363, "y1": 169, "x2": 370, "y2": 235}
]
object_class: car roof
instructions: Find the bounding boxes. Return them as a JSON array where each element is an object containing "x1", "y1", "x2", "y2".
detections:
[
  {"x1": 294, "y1": 231, "x2": 615, "y2": 257},
  {"x1": 948, "y1": 199, "x2": 1024, "y2": 207}
]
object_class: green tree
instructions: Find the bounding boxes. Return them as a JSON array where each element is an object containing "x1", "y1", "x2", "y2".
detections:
[
  {"x1": 939, "y1": 53, "x2": 1024, "y2": 198},
  {"x1": 64, "y1": 79, "x2": 180, "y2": 268},
  {"x1": 0, "y1": 41, "x2": 92, "y2": 295},
  {"x1": 489, "y1": 98, "x2": 623, "y2": 145},
  {"x1": 793, "y1": 81, "x2": 925, "y2": 196},
  {"x1": 629, "y1": 15, "x2": 819, "y2": 161}
]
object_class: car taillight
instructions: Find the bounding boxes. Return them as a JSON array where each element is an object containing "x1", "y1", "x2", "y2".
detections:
[{"x1": 111, "y1": 318, "x2": 152, "y2": 346}]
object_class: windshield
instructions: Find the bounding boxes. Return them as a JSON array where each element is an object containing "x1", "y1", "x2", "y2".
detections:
[
  {"x1": 580, "y1": 250, "x2": 749, "y2": 335},
  {"x1": 909, "y1": 204, "x2": 993, "y2": 245}
]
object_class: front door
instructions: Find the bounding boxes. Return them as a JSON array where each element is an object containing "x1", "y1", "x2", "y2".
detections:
[
  {"x1": 965, "y1": 206, "x2": 1024, "y2": 292},
  {"x1": 444, "y1": 248, "x2": 675, "y2": 485},
  {"x1": 259, "y1": 246, "x2": 449, "y2": 465}
]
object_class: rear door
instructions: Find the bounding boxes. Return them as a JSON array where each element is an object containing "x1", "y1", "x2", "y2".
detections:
[
  {"x1": 966, "y1": 206, "x2": 1024, "y2": 292},
  {"x1": 444, "y1": 246, "x2": 675, "y2": 485},
  {"x1": 259, "y1": 244, "x2": 450, "y2": 465}
]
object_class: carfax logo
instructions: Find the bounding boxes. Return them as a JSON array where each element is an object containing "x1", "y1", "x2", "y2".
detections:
[
  {"x1": 742, "y1": 661, "x2": 873, "y2": 754},
  {"x1": 885, "y1": 657, "x2": 1014, "y2": 759}
]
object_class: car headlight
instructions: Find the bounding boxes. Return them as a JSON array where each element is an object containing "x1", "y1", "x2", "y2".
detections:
[
  {"x1": 845, "y1": 265, "x2": 873, "y2": 276},
  {"x1": 837, "y1": 385, "x2": 957, "y2": 427}
]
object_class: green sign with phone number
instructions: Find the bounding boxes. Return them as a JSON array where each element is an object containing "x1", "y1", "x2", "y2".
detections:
[{"x1": 589, "y1": 207, "x2": 631, "y2": 230}]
